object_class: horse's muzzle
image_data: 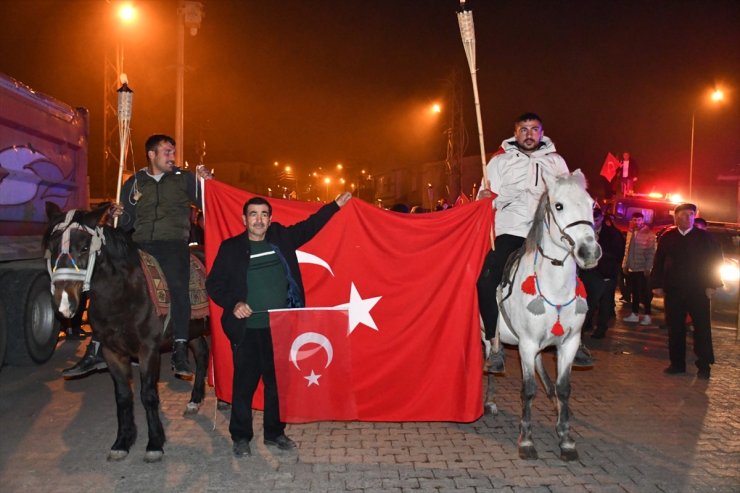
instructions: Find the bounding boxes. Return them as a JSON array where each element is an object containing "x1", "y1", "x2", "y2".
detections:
[
  {"x1": 52, "y1": 282, "x2": 83, "y2": 319},
  {"x1": 576, "y1": 241, "x2": 602, "y2": 270}
]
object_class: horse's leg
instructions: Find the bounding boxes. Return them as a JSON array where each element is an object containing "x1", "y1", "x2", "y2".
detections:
[
  {"x1": 139, "y1": 342, "x2": 165, "y2": 462},
  {"x1": 535, "y1": 353, "x2": 555, "y2": 401},
  {"x1": 555, "y1": 340, "x2": 579, "y2": 461},
  {"x1": 518, "y1": 344, "x2": 539, "y2": 460},
  {"x1": 184, "y1": 330, "x2": 209, "y2": 416},
  {"x1": 104, "y1": 349, "x2": 136, "y2": 461}
]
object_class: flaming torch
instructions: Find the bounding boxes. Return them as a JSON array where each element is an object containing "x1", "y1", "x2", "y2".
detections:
[
  {"x1": 114, "y1": 75, "x2": 133, "y2": 228},
  {"x1": 457, "y1": 0, "x2": 488, "y2": 189}
]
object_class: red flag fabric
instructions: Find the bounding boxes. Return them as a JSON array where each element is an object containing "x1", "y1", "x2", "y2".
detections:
[
  {"x1": 204, "y1": 180, "x2": 493, "y2": 422},
  {"x1": 269, "y1": 308, "x2": 357, "y2": 422},
  {"x1": 600, "y1": 152, "x2": 620, "y2": 182}
]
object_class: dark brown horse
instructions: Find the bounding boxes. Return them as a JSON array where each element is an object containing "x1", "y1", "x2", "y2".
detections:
[{"x1": 44, "y1": 203, "x2": 209, "y2": 462}]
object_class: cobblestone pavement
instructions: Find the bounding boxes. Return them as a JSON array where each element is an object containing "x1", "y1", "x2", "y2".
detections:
[{"x1": 1, "y1": 303, "x2": 738, "y2": 492}]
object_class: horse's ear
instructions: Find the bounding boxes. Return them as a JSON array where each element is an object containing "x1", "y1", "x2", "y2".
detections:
[
  {"x1": 570, "y1": 169, "x2": 588, "y2": 189},
  {"x1": 83, "y1": 203, "x2": 111, "y2": 228},
  {"x1": 46, "y1": 201, "x2": 63, "y2": 221}
]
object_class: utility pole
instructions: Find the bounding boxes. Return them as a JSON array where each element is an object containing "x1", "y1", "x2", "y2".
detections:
[{"x1": 175, "y1": 1, "x2": 204, "y2": 167}]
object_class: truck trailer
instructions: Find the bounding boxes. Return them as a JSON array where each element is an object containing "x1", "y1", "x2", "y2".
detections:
[{"x1": 0, "y1": 73, "x2": 89, "y2": 369}]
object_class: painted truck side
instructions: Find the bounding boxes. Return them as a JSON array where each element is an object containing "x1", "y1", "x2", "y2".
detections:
[{"x1": 0, "y1": 73, "x2": 89, "y2": 369}]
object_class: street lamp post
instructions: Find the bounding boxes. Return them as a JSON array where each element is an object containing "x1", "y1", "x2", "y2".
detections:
[
  {"x1": 175, "y1": 1, "x2": 204, "y2": 167},
  {"x1": 689, "y1": 88, "x2": 724, "y2": 201}
]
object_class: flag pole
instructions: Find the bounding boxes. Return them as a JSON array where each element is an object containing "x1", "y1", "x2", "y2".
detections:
[
  {"x1": 457, "y1": 0, "x2": 488, "y2": 190},
  {"x1": 114, "y1": 75, "x2": 133, "y2": 228}
]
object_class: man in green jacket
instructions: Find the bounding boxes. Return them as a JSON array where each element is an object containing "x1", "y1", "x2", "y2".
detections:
[{"x1": 62, "y1": 134, "x2": 211, "y2": 379}]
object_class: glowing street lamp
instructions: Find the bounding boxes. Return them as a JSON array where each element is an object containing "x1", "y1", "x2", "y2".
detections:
[
  {"x1": 689, "y1": 87, "x2": 726, "y2": 200},
  {"x1": 118, "y1": 3, "x2": 137, "y2": 24}
]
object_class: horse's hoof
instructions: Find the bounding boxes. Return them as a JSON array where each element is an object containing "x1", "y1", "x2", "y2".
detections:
[
  {"x1": 107, "y1": 449, "x2": 129, "y2": 461},
  {"x1": 183, "y1": 401, "x2": 201, "y2": 416},
  {"x1": 484, "y1": 402, "x2": 498, "y2": 415},
  {"x1": 144, "y1": 450, "x2": 164, "y2": 463},
  {"x1": 518, "y1": 445, "x2": 538, "y2": 460},
  {"x1": 560, "y1": 447, "x2": 579, "y2": 461}
]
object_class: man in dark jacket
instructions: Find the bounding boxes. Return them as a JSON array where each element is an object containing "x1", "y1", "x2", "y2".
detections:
[
  {"x1": 651, "y1": 203, "x2": 723, "y2": 379},
  {"x1": 206, "y1": 192, "x2": 351, "y2": 458},
  {"x1": 580, "y1": 208, "x2": 626, "y2": 339},
  {"x1": 62, "y1": 134, "x2": 212, "y2": 379}
]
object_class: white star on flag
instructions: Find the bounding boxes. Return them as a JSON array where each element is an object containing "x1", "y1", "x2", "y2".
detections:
[
  {"x1": 304, "y1": 370, "x2": 321, "y2": 386},
  {"x1": 334, "y1": 282, "x2": 381, "y2": 334}
]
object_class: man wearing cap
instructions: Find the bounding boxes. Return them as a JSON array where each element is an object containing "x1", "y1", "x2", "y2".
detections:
[{"x1": 651, "y1": 203, "x2": 723, "y2": 379}]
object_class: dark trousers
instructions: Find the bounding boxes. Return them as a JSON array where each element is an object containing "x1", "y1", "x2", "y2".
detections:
[
  {"x1": 664, "y1": 288, "x2": 715, "y2": 371},
  {"x1": 580, "y1": 270, "x2": 617, "y2": 332},
  {"x1": 627, "y1": 271, "x2": 651, "y2": 315},
  {"x1": 140, "y1": 240, "x2": 191, "y2": 342},
  {"x1": 477, "y1": 234, "x2": 525, "y2": 339},
  {"x1": 229, "y1": 328, "x2": 285, "y2": 442}
]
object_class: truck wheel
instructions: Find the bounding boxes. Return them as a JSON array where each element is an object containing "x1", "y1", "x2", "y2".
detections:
[
  {"x1": 0, "y1": 299, "x2": 7, "y2": 371},
  {"x1": 3, "y1": 270, "x2": 61, "y2": 365}
]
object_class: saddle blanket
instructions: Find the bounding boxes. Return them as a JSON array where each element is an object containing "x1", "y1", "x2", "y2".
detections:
[{"x1": 138, "y1": 250, "x2": 209, "y2": 320}]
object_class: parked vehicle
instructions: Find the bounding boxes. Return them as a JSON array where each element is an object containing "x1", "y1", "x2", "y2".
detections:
[
  {"x1": 0, "y1": 73, "x2": 88, "y2": 369},
  {"x1": 607, "y1": 194, "x2": 680, "y2": 233}
]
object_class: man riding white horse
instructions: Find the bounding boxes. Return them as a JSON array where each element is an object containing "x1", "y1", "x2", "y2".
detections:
[{"x1": 477, "y1": 112, "x2": 593, "y2": 372}]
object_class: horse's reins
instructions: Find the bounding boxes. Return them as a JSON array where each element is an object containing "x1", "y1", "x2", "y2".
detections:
[
  {"x1": 539, "y1": 201, "x2": 594, "y2": 266},
  {"x1": 45, "y1": 210, "x2": 106, "y2": 293}
]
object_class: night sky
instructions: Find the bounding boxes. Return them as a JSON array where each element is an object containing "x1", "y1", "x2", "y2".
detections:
[{"x1": 1, "y1": 0, "x2": 738, "y2": 217}]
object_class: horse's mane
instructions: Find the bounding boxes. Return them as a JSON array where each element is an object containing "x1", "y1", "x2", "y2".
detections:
[
  {"x1": 101, "y1": 225, "x2": 141, "y2": 270},
  {"x1": 525, "y1": 193, "x2": 548, "y2": 254}
]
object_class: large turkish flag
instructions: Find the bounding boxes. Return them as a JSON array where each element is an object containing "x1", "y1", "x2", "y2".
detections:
[{"x1": 204, "y1": 180, "x2": 492, "y2": 422}]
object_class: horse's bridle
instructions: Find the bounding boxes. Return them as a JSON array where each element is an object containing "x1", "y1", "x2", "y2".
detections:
[
  {"x1": 539, "y1": 200, "x2": 594, "y2": 266},
  {"x1": 45, "y1": 210, "x2": 106, "y2": 293}
]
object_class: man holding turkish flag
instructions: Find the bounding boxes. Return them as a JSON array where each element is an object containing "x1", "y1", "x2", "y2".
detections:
[
  {"x1": 204, "y1": 180, "x2": 493, "y2": 425},
  {"x1": 206, "y1": 192, "x2": 352, "y2": 457}
]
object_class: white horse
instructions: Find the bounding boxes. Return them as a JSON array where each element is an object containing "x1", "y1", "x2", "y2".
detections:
[{"x1": 486, "y1": 169, "x2": 601, "y2": 461}]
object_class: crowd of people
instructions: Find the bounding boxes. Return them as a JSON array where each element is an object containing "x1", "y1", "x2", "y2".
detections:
[{"x1": 60, "y1": 120, "x2": 725, "y2": 458}]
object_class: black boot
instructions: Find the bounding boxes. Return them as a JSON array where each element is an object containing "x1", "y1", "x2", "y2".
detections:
[
  {"x1": 172, "y1": 341, "x2": 193, "y2": 379},
  {"x1": 62, "y1": 340, "x2": 107, "y2": 379},
  {"x1": 572, "y1": 343, "x2": 594, "y2": 367},
  {"x1": 488, "y1": 346, "x2": 506, "y2": 374}
]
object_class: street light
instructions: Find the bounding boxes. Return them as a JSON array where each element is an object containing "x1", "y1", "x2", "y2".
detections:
[{"x1": 689, "y1": 88, "x2": 725, "y2": 200}]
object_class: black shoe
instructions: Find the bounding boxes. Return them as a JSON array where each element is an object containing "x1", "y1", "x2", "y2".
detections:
[
  {"x1": 663, "y1": 366, "x2": 686, "y2": 375},
  {"x1": 572, "y1": 343, "x2": 593, "y2": 367},
  {"x1": 488, "y1": 347, "x2": 505, "y2": 374},
  {"x1": 232, "y1": 439, "x2": 251, "y2": 457},
  {"x1": 62, "y1": 341, "x2": 107, "y2": 379},
  {"x1": 217, "y1": 399, "x2": 232, "y2": 411},
  {"x1": 590, "y1": 329, "x2": 606, "y2": 339},
  {"x1": 264, "y1": 434, "x2": 296, "y2": 450},
  {"x1": 697, "y1": 368, "x2": 710, "y2": 380},
  {"x1": 171, "y1": 341, "x2": 193, "y2": 379}
]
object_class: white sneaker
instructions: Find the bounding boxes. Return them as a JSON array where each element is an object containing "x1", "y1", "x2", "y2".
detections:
[
  {"x1": 623, "y1": 313, "x2": 639, "y2": 323},
  {"x1": 639, "y1": 315, "x2": 652, "y2": 326}
]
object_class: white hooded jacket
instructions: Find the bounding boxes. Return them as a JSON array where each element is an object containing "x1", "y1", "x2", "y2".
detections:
[{"x1": 482, "y1": 136, "x2": 569, "y2": 238}]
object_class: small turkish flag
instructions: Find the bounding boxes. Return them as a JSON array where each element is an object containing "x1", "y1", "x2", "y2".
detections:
[
  {"x1": 600, "y1": 152, "x2": 620, "y2": 182},
  {"x1": 269, "y1": 308, "x2": 357, "y2": 422}
]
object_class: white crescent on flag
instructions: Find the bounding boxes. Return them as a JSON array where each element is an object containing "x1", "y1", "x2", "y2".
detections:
[{"x1": 296, "y1": 250, "x2": 335, "y2": 276}]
